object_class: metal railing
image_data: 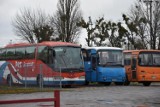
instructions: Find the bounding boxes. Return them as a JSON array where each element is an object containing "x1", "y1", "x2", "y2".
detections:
[{"x1": 0, "y1": 90, "x2": 60, "y2": 107}]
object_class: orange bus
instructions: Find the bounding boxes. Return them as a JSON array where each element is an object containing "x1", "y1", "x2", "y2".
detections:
[{"x1": 124, "y1": 50, "x2": 160, "y2": 86}]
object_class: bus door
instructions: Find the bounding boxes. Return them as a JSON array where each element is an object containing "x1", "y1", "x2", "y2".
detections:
[
  {"x1": 131, "y1": 56, "x2": 137, "y2": 80},
  {"x1": 90, "y1": 54, "x2": 97, "y2": 82},
  {"x1": 81, "y1": 49, "x2": 91, "y2": 81}
]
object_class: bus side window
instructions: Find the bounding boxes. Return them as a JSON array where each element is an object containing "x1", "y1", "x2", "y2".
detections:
[
  {"x1": 25, "y1": 46, "x2": 35, "y2": 59},
  {"x1": 38, "y1": 46, "x2": 48, "y2": 63},
  {"x1": 0, "y1": 49, "x2": 6, "y2": 60},
  {"x1": 16, "y1": 47, "x2": 25, "y2": 59},
  {"x1": 6, "y1": 48, "x2": 15, "y2": 59},
  {"x1": 124, "y1": 53, "x2": 131, "y2": 66},
  {"x1": 124, "y1": 59, "x2": 131, "y2": 65}
]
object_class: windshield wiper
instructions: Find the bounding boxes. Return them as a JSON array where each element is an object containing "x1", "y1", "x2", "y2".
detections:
[
  {"x1": 106, "y1": 61, "x2": 116, "y2": 63},
  {"x1": 79, "y1": 67, "x2": 84, "y2": 71},
  {"x1": 113, "y1": 64, "x2": 124, "y2": 67}
]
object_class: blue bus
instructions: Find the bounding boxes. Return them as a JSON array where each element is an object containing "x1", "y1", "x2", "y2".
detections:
[{"x1": 82, "y1": 47, "x2": 126, "y2": 86}]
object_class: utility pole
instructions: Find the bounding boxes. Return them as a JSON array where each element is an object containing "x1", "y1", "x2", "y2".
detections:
[
  {"x1": 143, "y1": 0, "x2": 154, "y2": 49},
  {"x1": 141, "y1": 0, "x2": 159, "y2": 49},
  {"x1": 88, "y1": 16, "x2": 93, "y2": 47}
]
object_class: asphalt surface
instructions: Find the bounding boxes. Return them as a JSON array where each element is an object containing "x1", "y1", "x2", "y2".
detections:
[{"x1": 0, "y1": 83, "x2": 160, "y2": 107}]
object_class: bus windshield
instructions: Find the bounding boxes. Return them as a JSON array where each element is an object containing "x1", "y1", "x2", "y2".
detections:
[
  {"x1": 139, "y1": 52, "x2": 160, "y2": 66},
  {"x1": 98, "y1": 50, "x2": 123, "y2": 67},
  {"x1": 53, "y1": 47, "x2": 83, "y2": 70}
]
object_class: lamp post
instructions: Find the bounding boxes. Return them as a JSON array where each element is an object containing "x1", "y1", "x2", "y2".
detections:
[{"x1": 88, "y1": 16, "x2": 93, "y2": 46}]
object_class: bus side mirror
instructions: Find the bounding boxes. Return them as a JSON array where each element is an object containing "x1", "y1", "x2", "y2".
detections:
[
  {"x1": 53, "y1": 50, "x2": 56, "y2": 57},
  {"x1": 91, "y1": 50, "x2": 96, "y2": 55}
]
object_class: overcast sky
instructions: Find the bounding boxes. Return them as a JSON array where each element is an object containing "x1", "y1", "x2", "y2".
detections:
[{"x1": 0, "y1": 0, "x2": 137, "y2": 47}]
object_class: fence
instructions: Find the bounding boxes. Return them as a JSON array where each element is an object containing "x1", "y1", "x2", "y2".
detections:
[
  {"x1": 0, "y1": 90, "x2": 60, "y2": 107},
  {"x1": 4, "y1": 64, "x2": 62, "y2": 89}
]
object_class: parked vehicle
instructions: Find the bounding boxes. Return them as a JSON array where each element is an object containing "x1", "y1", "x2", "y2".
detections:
[
  {"x1": 82, "y1": 47, "x2": 126, "y2": 86},
  {"x1": 0, "y1": 41, "x2": 85, "y2": 86},
  {"x1": 124, "y1": 50, "x2": 160, "y2": 86}
]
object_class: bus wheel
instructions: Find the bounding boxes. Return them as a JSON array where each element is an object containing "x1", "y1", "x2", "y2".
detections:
[
  {"x1": 115, "y1": 82, "x2": 124, "y2": 86},
  {"x1": 37, "y1": 74, "x2": 43, "y2": 87},
  {"x1": 63, "y1": 85, "x2": 72, "y2": 88},
  {"x1": 7, "y1": 74, "x2": 13, "y2": 86},
  {"x1": 104, "y1": 82, "x2": 111, "y2": 86},
  {"x1": 124, "y1": 76, "x2": 130, "y2": 86},
  {"x1": 143, "y1": 82, "x2": 151, "y2": 86},
  {"x1": 85, "y1": 81, "x2": 89, "y2": 85}
]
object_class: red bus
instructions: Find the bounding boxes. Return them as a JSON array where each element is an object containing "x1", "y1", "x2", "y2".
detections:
[
  {"x1": 124, "y1": 50, "x2": 160, "y2": 86},
  {"x1": 0, "y1": 41, "x2": 85, "y2": 86}
]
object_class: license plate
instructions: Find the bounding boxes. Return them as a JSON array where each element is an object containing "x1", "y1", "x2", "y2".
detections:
[
  {"x1": 112, "y1": 79, "x2": 116, "y2": 81},
  {"x1": 152, "y1": 76, "x2": 156, "y2": 79}
]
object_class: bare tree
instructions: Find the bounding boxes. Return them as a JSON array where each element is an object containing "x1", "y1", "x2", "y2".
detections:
[
  {"x1": 127, "y1": 0, "x2": 160, "y2": 49},
  {"x1": 12, "y1": 8, "x2": 54, "y2": 43},
  {"x1": 50, "y1": 0, "x2": 82, "y2": 43}
]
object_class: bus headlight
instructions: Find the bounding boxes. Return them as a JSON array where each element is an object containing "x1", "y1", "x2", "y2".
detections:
[
  {"x1": 79, "y1": 76, "x2": 85, "y2": 79},
  {"x1": 141, "y1": 71, "x2": 146, "y2": 74}
]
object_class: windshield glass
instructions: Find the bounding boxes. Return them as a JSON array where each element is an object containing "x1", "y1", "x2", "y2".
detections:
[
  {"x1": 98, "y1": 50, "x2": 123, "y2": 66},
  {"x1": 139, "y1": 52, "x2": 160, "y2": 66},
  {"x1": 53, "y1": 47, "x2": 83, "y2": 70}
]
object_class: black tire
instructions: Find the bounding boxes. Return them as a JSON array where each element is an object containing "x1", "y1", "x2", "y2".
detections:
[
  {"x1": 124, "y1": 75, "x2": 130, "y2": 86},
  {"x1": 115, "y1": 82, "x2": 124, "y2": 86},
  {"x1": 104, "y1": 82, "x2": 111, "y2": 86},
  {"x1": 37, "y1": 74, "x2": 43, "y2": 87},
  {"x1": 143, "y1": 82, "x2": 151, "y2": 86},
  {"x1": 85, "y1": 81, "x2": 89, "y2": 85},
  {"x1": 63, "y1": 85, "x2": 72, "y2": 88},
  {"x1": 7, "y1": 74, "x2": 13, "y2": 86}
]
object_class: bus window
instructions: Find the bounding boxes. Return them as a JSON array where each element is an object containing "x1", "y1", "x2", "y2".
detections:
[
  {"x1": 25, "y1": 46, "x2": 35, "y2": 59},
  {"x1": 139, "y1": 52, "x2": 160, "y2": 66},
  {"x1": 99, "y1": 51, "x2": 108, "y2": 65},
  {"x1": 38, "y1": 46, "x2": 48, "y2": 63},
  {"x1": 124, "y1": 53, "x2": 131, "y2": 66},
  {"x1": 131, "y1": 57, "x2": 137, "y2": 70},
  {"x1": 6, "y1": 48, "x2": 15, "y2": 59},
  {"x1": 16, "y1": 47, "x2": 25, "y2": 59},
  {"x1": 0, "y1": 49, "x2": 6, "y2": 60},
  {"x1": 153, "y1": 55, "x2": 160, "y2": 65}
]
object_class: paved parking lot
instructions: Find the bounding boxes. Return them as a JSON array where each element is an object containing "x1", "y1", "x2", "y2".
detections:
[{"x1": 0, "y1": 83, "x2": 160, "y2": 107}]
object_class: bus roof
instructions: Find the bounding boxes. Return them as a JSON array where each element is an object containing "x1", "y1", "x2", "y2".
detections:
[
  {"x1": 124, "y1": 50, "x2": 160, "y2": 53},
  {"x1": 83, "y1": 47, "x2": 123, "y2": 51},
  {"x1": 5, "y1": 41, "x2": 80, "y2": 48}
]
